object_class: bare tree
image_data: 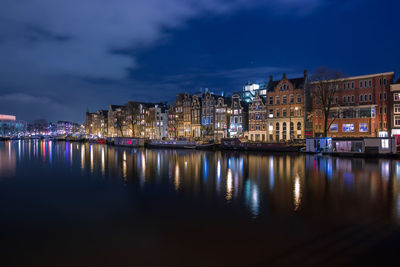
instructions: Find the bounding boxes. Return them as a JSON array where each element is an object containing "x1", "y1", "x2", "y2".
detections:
[
  {"x1": 312, "y1": 67, "x2": 343, "y2": 137},
  {"x1": 114, "y1": 112, "x2": 125, "y2": 137},
  {"x1": 125, "y1": 103, "x2": 138, "y2": 137}
]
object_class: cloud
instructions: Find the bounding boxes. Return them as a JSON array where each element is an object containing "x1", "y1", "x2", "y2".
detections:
[
  {"x1": 0, "y1": 93, "x2": 53, "y2": 104},
  {"x1": 0, "y1": 0, "x2": 328, "y2": 121}
]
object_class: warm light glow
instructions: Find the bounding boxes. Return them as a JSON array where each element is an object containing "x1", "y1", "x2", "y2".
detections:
[
  {"x1": 101, "y1": 147, "x2": 105, "y2": 176},
  {"x1": 174, "y1": 162, "x2": 180, "y2": 191},
  {"x1": 294, "y1": 174, "x2": 301, "y2": 211},
  {"x1": 226, "y1": 168, "x2": 233, "y2": 201}
]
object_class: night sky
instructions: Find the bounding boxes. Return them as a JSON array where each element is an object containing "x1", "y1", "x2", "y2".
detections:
[{"x1": 0, "y1": 0, "x2": 399, "y2": 123}]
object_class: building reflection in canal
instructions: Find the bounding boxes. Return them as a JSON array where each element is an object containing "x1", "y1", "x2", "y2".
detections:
[{"x1": 2, "y1": 140, "x2": 400, "y2": 223}]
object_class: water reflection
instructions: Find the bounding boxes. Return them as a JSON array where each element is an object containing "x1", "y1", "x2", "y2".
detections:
[
  {"x1": 0, "y1": 141, "x2": 16, "y2": 177},
  {"x1": 2, "y1": 140, "x2": 400, "y2": 223}
]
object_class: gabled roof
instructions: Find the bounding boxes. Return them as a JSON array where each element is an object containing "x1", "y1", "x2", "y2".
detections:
[{"x1": 267, "y1": 77, "x2": 306, "y2": 91}]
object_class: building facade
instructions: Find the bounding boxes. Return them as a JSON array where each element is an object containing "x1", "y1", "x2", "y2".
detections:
[
  {"x1": 154, "y1": 104, "x2": 169, "y2": 140},
  {"x1": 108, "y1": 105, "x2": 128, "y2": 137},
  {"x1": 168, "y1": 105, "x2": 176, "y2": 139},
  {"x1": 229, "y1": 94, "x2": 248, "y2": 138},
  {"x1": 183, "y1": 93, "x2": 192, "y2": 138},
  {"x1": 266, "y1": 72, "x2": 309, "y2": 141},
  {"x1": 174, "y1": 94, "x2": 184, "y2": 138},
  {"x1": 390, "y1": 82, "x2": 400, "y2": 142},
  {"x1": 248, "y1": 94, "x2": 267, "y2": 141},
  {"x1": 191, "y1": 95, "x2": 202, "y2": 138},
  {"x1": 0, "y1": 115, "x2": 26, "y2": 137},
  {"x1": 201, "y1": 91, "x2": 216, "y2": 139},
  {"x1": 313, "y1": 72, "x2": 394, "y2": 138},
  {"x1": 214, "y1": 97, "x2": 231, "y2": 140},
  {"x1": 86, "y1": 110, "x2": 108, "y2": 137}
]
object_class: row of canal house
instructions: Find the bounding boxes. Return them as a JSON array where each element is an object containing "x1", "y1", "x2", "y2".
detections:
[
  {"x1": 87, "y1": 70, "x2": 399, "y2": 143},
  {"x1": 168, "y1": 92, "x2": 249, "y2": 141},
  {"x1": 86, "y1": 102, "x2": 169, "y2": 139}
]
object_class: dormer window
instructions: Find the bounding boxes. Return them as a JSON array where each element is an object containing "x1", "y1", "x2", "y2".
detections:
[{"x1": 280, "y1": 83, "x2": 289, "y2": 91}]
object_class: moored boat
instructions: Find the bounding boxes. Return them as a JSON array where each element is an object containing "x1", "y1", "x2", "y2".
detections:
[
  {"x1": 147, "y1": 140, "x2": 197, "y2": 149},
  {"x1": 221, "y1": 138, "x2": 301, "y2": 152}
]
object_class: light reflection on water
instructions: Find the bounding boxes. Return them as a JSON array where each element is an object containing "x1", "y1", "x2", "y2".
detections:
[{"x1": 2, "y1": 140, "x2": 400, "y2": 223}]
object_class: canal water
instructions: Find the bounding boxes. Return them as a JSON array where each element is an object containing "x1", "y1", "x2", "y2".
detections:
[{"x1": 1, "y1": 140, "x2": 400, "y2": 266}]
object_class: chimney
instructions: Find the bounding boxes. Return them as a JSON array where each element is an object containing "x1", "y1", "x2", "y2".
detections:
[
  {"x1": 304, "y1": 69, "x2": 308, "y2": 78},
  {"x1": 282, "y1": 73, "x2": 287, "y2": 80},
  {"x1": 269, "y1": 75, "x2": 273, "y2": 82}
]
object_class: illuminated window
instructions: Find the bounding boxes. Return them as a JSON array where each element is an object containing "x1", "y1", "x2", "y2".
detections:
[
  {"x1": 381, "y1": 139, "x2": 389, "y2": 149},
  {"x1": 394, "y1": 104, "x2": 400, "y2": 114},
  {"x1": 330, "y1": 124, "x2": 338, "y2": 132},
  {"x1": 343, "y1": 124, "x2": 354, "y2": 132},
  {"x1": 394, "y1": 93, "x2": 400, "y2": 101},
  {"x1": 360, "y1": 123, "x2": 368, "y2": 132},
  {"x1": 394, "y1": 116, "x2": 400, "y2": 126}
]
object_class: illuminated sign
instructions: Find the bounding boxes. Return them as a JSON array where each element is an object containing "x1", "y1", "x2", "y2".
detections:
[{"x1": 0, "y1": 114, "x2": 16, "y2": 121}]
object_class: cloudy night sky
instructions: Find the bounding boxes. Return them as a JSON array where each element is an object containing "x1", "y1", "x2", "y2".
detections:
[{"x1": 0, "y1": 0, "x2": 399, "y2": 123}]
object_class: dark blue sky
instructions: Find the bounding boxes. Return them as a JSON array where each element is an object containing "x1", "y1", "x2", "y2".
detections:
[{"x1": 0, "y1": 0, "x2": 399, "y2": 123}]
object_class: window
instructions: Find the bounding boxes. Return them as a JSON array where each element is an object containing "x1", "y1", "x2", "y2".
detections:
[
  {"x1": 276, "y1": 96, "x2": 280, "y2": 105},
  {"x1": 297, "y1": 94, "x2": 301, "y2": 103},
  {"x1": 282, "y1": 95, "x2": 287, "y2": 104},
  {"x1": 343, "y1": 96, "x2": 346, "y2": 103},
  {"x1": 394, "y1": 104, "x2": 400, "y2": 113},
  {"x1": 352, "y1": 95, "x2": 354, "y2": 102},
  {"x1": 275, "y1": 123, "x2": 280, "y2": 141},
  {"x1": 364, "y1": 81, "x2": 367, "y2": 88},
  {"x1": 352, "y1": 82, "x2": 354, "y2": 89},
  {"x1": 343, "y1": 124, "x2": 354, "y2": 132},
  {"x1": 297, "y1": 122, "x2": 301, "y2": 131},
  {"x1": 384, "y1": 79, "x2": 387, "y2": 85},
  {"x1": 379, "y1": 79, "x2": 382, "y2": 86},
  {"x1": 379, "y1": 93, "x2": 382, "y2": 100},
  {"x1": 290, "y1": 108, "x2": 294, "y2": 117},
  {"x1": 384, "y1": 106, "x2": 387, "y2": 114},
  {"x1": 282, "y1": 122, "x2": 287, "y2": 140},
  {"x1": 290, "y1": 95, "x2": 294, "y2": 104},
  {"x1": 276, "y1": 109, "x2": 280, "y2": 117},
  {"x1": 269, "y1": 109, "x2": 274, "y2": 118},
  {"x1": 282, "y1": 109, "x2": 287, "y2": 117},
  {"x1": 395, "y1": 93, "x2": 400, "y2": 101},
  {"x1": 381, "y1": 139, "x2": 389, "y2": 149},
  {"x1": 369, "y1": 80, "x2": 372, "y2": 87},
  {"x1": 269, "y1": 96, "x2": 273, "y2": 105},
  {"x1": 360, "y1": 81, "x2": 363, "y2": 88},
  {"x1": 330, "y1": 124, "x2": 338, "y2": 132},
  {"x1": 384, "y1": 92, "x2": 387, "y2": 100},
  {"x1": 369, "y1": 94, "x2": 372, "y2": 101},
  {"x1": 364, "y1": 94, "x2": 367, "y2": 101},
  {"x1": 395, "y1": 116, "x2": 400, "y2": 126},
  {"x1": 347, "y1": 96, "x2": 351, "y2": 103},
  {"x1": 360, "y1": 95, "x2": 363, "y2": 102},
  {"x1": 360, "y1": 123, "x2": 368, "y2": 132}
]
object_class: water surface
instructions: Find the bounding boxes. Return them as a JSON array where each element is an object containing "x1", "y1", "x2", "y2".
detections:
[{"x1": 1, "y1": 140, "x2": 400, "y2": 266}]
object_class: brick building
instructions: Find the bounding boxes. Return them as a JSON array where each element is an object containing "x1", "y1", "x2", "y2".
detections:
[
  {"x1": 265, "y1": 72, "x2": 309, "y2": 141},
  {"x1": 390, "y1": 81, "x2": 400, "y2": 142},
  {"x1": 313, "y1": 72, "x2": 395, "y2": 138},
  {"x1": 248, "y1": 94, "x2": 267, "y2": 141}
]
